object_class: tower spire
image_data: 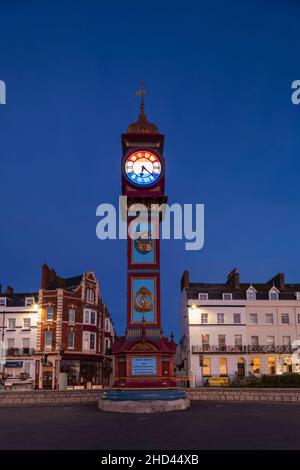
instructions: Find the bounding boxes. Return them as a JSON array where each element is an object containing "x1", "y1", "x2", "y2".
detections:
[{"x1": 127, "y1": 81, "x2": 159, "y2": 134}]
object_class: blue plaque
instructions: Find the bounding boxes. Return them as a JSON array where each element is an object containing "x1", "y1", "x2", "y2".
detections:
[{"x1": 131, "y1": 357, "x2": 157, "y2": 376}]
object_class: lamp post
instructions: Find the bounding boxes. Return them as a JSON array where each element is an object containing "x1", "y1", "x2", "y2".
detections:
[{"x1": 1, "y1": 309, "x2": 6, "y2": 375}]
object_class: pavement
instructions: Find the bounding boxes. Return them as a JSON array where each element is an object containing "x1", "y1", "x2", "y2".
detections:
[{"x1": 0, "y1": 401, "x2": 299, "y2": 450}]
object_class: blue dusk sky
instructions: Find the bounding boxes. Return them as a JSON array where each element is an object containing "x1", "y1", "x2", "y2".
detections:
[{"x1": 0, "y1": 0, "x2": 300, "y2": 337}]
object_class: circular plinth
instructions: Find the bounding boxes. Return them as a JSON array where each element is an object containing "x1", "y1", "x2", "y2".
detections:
[{"x1": 98, "y1": 389, "x2": 190, "y2": 413}]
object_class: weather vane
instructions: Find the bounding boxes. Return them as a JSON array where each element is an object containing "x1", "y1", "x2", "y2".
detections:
[{"x1": 136, "y1": 81, "x2": 149, "y2": 115}]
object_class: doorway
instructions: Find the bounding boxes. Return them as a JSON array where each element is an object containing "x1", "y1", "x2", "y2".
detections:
[
  {"x1": 237, "y1": 358, "x2": 245, "y2": 377},
  {"x1": 42, "y1": 371, "x2": 53, "y2": 390}
]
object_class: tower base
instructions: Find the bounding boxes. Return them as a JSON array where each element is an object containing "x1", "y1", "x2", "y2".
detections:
[{"x1": 98, "y1": 389, "x2": 190, "y2": 413}]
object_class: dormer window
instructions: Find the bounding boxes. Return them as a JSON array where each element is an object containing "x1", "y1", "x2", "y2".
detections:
[
  {"x1": 223, "y1": 293, "x2": 232, "y2": 300},
  {"x1": 86, "y1": 288, "x2": 95, "y2": 303},
  {"x1": 25, "y1": 297, "x2": 34, "y2": 306},
  {"x1": 198, "y1": 293, "x2": 208, "y2": 301},
  {"x1": 269, "y1": 287, "x2": 279, "y2": 301},
  {"x1": 0, "y1": 298, "x2": 6, "y2": 307},
  {"x1": 246, "y1": 287, "x2": 257, "y2": 301}
]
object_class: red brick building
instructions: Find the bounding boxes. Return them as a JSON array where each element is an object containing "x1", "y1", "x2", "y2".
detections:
[{"x1": 35, "y1": 264, "x2": 112, "y2": 390}]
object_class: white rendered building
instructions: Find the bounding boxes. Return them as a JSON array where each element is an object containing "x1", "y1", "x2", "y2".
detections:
[
  {"x1": 0, "y1": 288, "x2": 39, "y2": 381},
  {"x1": 179, "y1": 269, "x2": 300, "y2": 387}
]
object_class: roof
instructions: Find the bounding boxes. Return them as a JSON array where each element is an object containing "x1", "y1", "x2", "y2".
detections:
[
  {"x1": 0, "y1": 292, "x2": 38, "y2": 307},
  {"x1": 186, "y1": 283, "x2": 300, "y2": 301},
  {"x1": 182, "y1": 269, "x2": 300, "y2": 301},
  {"x1": 64, "y1": 275, "x2": 83, "y2": 290}
]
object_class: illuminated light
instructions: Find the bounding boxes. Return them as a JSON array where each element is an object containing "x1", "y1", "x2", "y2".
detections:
[
  {"x1": 149, "y1": 156, "x2": 155, "y2": 162},
  {"x1": 33, "y1": 303, "x2": 39, "y2": 311},
  {"x1": 191, "y1": 304, "x2": 197, "y2": 309}
]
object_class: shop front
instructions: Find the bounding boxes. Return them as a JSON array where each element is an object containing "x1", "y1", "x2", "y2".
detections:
[{"x1": 60, "y1": 358, "x2": 103, "y2": 389}]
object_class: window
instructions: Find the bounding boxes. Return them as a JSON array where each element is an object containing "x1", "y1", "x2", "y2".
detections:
[
  {"x1": 223, "y1": 293, "x2": 232, "y2": 300},
  {"x1": 202, "y1": 357, "x2": 211, "y2": 376},
  {"x1": 86, "y1": 288, "x2": 95, "y2": 303},
  {"x1": 105, "y1": 338, "x2": 111, "y2": 353},
  {"x1": 249, "y1": 313, "x2": 258, "y2": 324},
  {"x1": 90, "y1": 333, "x2": 96, "y2": 350},
  {"x1": 219, "y1": 358, "x2": 228, "y2": 375},
  {"x1": 233, "y1": 313, "x2": 241, "y2": 324},
  {"x1": 283, "y1": 336, "x2": 291, "y2": 346},
  {"x1": 25, "y1": 297, "x2": 34, "y2": 306},
  {"x1": 83, "y1": 310, "x2": 97, "y2": 325},
  {"x1": 67, "y1": 331, "x2": 74, "y2": 349},
  {"x1": 22, "y1": 338, "x2": 30, "y2": 350},
  {"x1": 247, "y1": 289, "x2": 256, "y2": 300},
  {"x1": 234, "y1": 335, "x2": 242, "y2": 348},
  {"x1": 252, "y1": 357, "x2": 260, "y2": 374},
  {"x1": 90, "y1": 311, "x2": 96, "y2": 325},
  {"x1": 218, "y1": 335, "x2": 226, "y2": 351},
  {"x1": 84, "y1": 310, "x2": 90, "y2": 324},
  {"x1": 251, "y1": 336, "x2": 259, "y2": 349},
  {"x1": 202, "y1": 334, "x2": 210, "y2": 351},
  {"x1": 217, "y1": 313, "x2": 224, "y2": 324},
  {"x1": 199, "y1": 293, "x2": 208, "y2": 300},
  {"x1": 201, "y1": 313, "x2": 208, "y2": 324},
  {"x1": 296, "y1": 292, "x2": 300, "y2": 300},
  {"x1": 46, "y1": 307, "x2": 54, "y2": 321},
  {"x1": 105, "y1": 319, "x2": 110, "y2": 332},
  {"x1": 83, "y1": 332, "x2": 96, "y2": 351},
  {"x1": 7, "y1": 338, "x2": 15, "y2": 349},
  {"x1": 83, "y1": 332, "x2": 89, "y2": 350},
  {"x1": 268, "y1": 357, "x2": 276, "y2": 375},
  {"x1": 267, "y1": 336, "x2": 275, "y2": 348},
  {"x1": 281, "y1": 313, "x2": 289, "y2": 324},
  {"x1": 8, "y1": 318, "x2": 16, "y2": 329},
  {"x1": 297, "y1": 313, "x2": 300, "y2": 324},
  {"x1": 23, "y1": 318, "x2": 31, "y2": 329},
  {"x1": 0, "y1": 298, "x2": 6, "y2": 306},
  {"x1": 45, "y1": 331, "x2": 52, "y2": 348},
  {"x1": 269, "y1": 289, "x2": 279, "y2": 301},
  {"x1": 68, "y1": 308, "x2": 75, "y2": 324},
  {"x1": 266, "y1": 313, "x2": 274, "y2": 324}
]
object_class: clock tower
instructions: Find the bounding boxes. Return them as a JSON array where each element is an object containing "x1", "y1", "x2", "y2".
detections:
[{"x1": 112, "y1": 84, "x2": 176, "y2": 388}]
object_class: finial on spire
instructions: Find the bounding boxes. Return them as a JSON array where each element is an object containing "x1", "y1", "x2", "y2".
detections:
[
  {"x1": 127, "y1": 82, "x2": 158, "y2": 134},
  {"x1": 136, "y1": 81, "x2": 149, "y2": 116}
]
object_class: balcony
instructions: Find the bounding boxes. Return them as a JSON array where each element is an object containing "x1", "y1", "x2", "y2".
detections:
[
  {"x1": 5, "y1": 348, "x2": 35, "y2": 357},
  {"x1": 191, "y1": 344, "x2": 293, "y2": 354}
]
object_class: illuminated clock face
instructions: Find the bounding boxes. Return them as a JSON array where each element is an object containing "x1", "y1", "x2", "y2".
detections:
[{"x1": 124, "y1": 150, "x2": 162, "y2": 186}]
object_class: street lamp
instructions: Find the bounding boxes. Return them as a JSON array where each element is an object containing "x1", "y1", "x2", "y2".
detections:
[{"x1": 1, "y1": 308, "x2": 7, "y2": 374}]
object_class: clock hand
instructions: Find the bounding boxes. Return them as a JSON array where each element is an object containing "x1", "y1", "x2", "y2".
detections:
[{"x1": 141, "y1": 165, "x2": 153, "y2": 176}]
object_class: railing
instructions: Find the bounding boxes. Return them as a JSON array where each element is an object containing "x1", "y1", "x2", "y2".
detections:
[
  {"x1": 5, "y1": 348, "x2": 35, "y2": 357},
  {"x1": 191, "y1": 344, "x2": 293, "y2": 354}
]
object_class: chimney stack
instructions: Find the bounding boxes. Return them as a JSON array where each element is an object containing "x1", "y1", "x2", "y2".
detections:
[
  {"x1": 227, "y1": 268, "x2": 240, "y2": 289},
  {"x1": 181, "y1": 270, "x2": 190, "y2": 291},
  {"x1": 6, "y1": 286, "x2": 14, "y2": 294},
  {"x1": 268, "y1": 273, "x2": 285, "y2": 290}
]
